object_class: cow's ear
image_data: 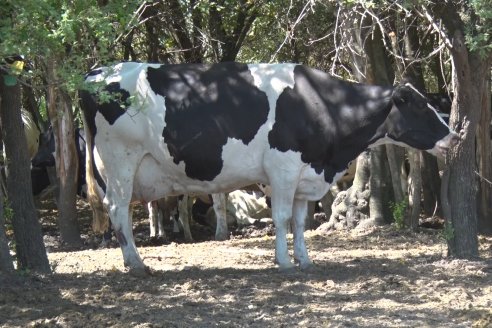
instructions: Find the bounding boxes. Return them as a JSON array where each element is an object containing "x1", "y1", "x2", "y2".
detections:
[{"x1": 392, "y1": 85, "x2": 413, "y2": 105}]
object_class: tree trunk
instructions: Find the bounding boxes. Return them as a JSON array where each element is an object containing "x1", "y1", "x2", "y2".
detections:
[
  {"x1": 401, "y1": 19, "x2": 426, "y2": 228},
  {"x1": 405, "y1": 149, "x2": 421, "y2": 230},
  {"x1": 386, "y1": 145, "x2": 405, "y2": 204},
  {"x1": 477, "y1": 74, "x2": 492, "y2": 234},
  {"x1": 421, "y1": 152, "x2": 441, "y2": 217},
  {"x1": 442, "y1": 30, "x2": 482, "y2": 258},
  {"x1": 0, "y1": 177, "x2": 14, "y2": 273},
  {"x1": 0, "y1": 72, "x2": 51, "y2": 273},
  {"x1": 46, "y1": 59, "x2": 81, "y2": 247},
  {"x1": 369, "y1": 147, "x2": 386, "y2": 225},
  {"x1": 361, "y1": 15, "x2": 396, "y2": 226}
]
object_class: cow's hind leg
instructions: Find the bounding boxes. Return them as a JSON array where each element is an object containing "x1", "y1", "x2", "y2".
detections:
[
  {"x1": 178, "y1": 195, "x2": 193, "y2": 242},
  {"x1": 292, "y1": 198, "x2": 313, "y2": 270},
  {"x1": 270, "y1": 187, "x2": 296, "y2": 272},
  {"x1": 105, "y1": 178, "x2": 147, "y2": 275},
  {"x1": 212, "y1": 193, "x2": 229, "y2": 241},
  {"x1": 148, "y1": 201, "x2": 159, "y2": 238}
]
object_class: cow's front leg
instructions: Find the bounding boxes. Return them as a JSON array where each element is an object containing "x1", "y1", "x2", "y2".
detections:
[{"x1": 292, "y1": 198, "x2": 313, "y2": 270}]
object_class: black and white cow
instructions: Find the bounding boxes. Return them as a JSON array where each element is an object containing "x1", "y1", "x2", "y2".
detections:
[{"x1": 80, "y1": 62, "x2": 458, "y2": 274}]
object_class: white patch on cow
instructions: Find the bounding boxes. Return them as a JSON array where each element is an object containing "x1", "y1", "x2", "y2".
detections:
[{"x1": 248, "y1": 63, "x2": 296, "y2": 122}]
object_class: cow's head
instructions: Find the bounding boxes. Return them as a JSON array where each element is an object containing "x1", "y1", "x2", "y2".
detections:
[{"x1": 385, "y1": 84, "x2": 459, "y2": 157}]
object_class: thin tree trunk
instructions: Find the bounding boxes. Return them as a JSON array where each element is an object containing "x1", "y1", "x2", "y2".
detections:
[
  {"x1": 421, "y1": 152, "x2": 441, "y2": 217},
  {"x1": 0, "y1": 72, "x2": 51, "y2": 273},
  {"x1": 46, "y1": 59, "x2": 81, "y2": 247},
  {"x1": 405, "y1": 149, "x2": 421, "y2": 230},
  {"x1": 401, "y1": 20, "x2": 427, "y2": 228}
]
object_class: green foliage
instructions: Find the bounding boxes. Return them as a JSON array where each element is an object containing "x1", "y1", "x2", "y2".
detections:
[
  {"x1": 0, "y1": 0, "x2": 141, "y2": 93},
  {"x1": 390, "y1": 199, "x2": 408, "y2": 230},
  {"x1": 463, "y1": 0, "x2": 492, "y2": 56}
]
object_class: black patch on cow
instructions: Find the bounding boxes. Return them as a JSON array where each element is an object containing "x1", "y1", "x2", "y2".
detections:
[
  {"x1": 79, "y1": 81, "x2": 131, "y2": 138},
  {"x1": 269, "y1": 65, "x2": 392, "y2": 183},
  {"x1": 146, "y1": 63, "x2": 270, "y2": 181},
  {"x1": 85, "y1": 68, "x2": 103, "y2": 77},
  {"x1": 94, "y1": 82, "x2": 131, "y2": 126}
]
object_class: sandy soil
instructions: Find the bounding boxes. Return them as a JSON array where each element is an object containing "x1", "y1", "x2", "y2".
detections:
[{"x1": 1, "y1": 199, "x2": 491, "y2": 327}]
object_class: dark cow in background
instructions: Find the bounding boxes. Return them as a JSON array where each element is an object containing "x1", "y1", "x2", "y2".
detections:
[
  {"x1": 80, "y1": 62, "x2": 458, "y2": 274},
  {"x1": 31, "y1": 127, "x2": 87, "y2": 198}
]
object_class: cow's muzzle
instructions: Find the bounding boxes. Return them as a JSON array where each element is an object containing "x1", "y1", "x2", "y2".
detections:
[{"x1": 432, "y1": 132, "x2": 459, "y2": 157}]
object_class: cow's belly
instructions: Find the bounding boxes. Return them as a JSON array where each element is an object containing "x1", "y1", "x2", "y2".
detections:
[
  {"x1": 294, "y1": 166, "x2": 346, "y2": 201},
  {"x1": 132, "y1": 153, "x2": 268, "y2": 202}
]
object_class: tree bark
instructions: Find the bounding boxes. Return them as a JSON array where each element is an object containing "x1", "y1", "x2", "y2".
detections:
[
  {"x1": 46, "y1": 59, "x2": 82, "y2": 247},
  {"x1": 0, "y1": 177, "x2": 14, "y2": 273},
  {"x1": 369, "y1": 147, "x2": 386, "y2": 225},
  {"x1": 386, "y1": 145, "x2": 405, "y2": 204},
  {"x1": 321, "y1": 151, "x2": 371, "y2": 231},
  {"x1": 0, "y1": 72, "x2": 51, "y2": 273},
  {"x1": 477, "y1": 74, "x2": 492, "y2": 234},
  {"x1": 421, "y1": 152, "x2": 441, "y2": 217}
]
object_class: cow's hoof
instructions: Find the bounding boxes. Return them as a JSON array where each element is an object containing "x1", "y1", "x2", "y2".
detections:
[
  {"x1": 215, "y1": 233, "x2": 229, "y2": 241},
  {"x1": 299, "y1": 261, "x2": 315, "y2": 272},
  {"x1": 278, "y1": 265, "x2": 297, "y2": 274},
  {"x1": 128, "y1": 266, "x2": 151, "y2": 277},
  {"x1": 277, "y1": 261, "x2": 297, "y2": 274}
]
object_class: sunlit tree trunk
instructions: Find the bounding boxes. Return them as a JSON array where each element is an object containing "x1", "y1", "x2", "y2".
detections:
[{"x1": 46, "y1": 59, "x2": 81, "y2": 247}]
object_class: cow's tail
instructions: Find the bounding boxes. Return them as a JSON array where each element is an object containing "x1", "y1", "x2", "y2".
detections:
[{"x1": 80, "y1": 91, "x2": 109, "y2": 234}]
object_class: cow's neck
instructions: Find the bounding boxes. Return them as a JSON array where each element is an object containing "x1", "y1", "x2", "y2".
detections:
[{"x1": 319, "y1": 85, "x2": 393, "y2": 184}]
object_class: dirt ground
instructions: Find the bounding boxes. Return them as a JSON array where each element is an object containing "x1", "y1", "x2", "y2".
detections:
[{"x1": 1, "y1": 199, "x2": 492, "y2": 327}]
